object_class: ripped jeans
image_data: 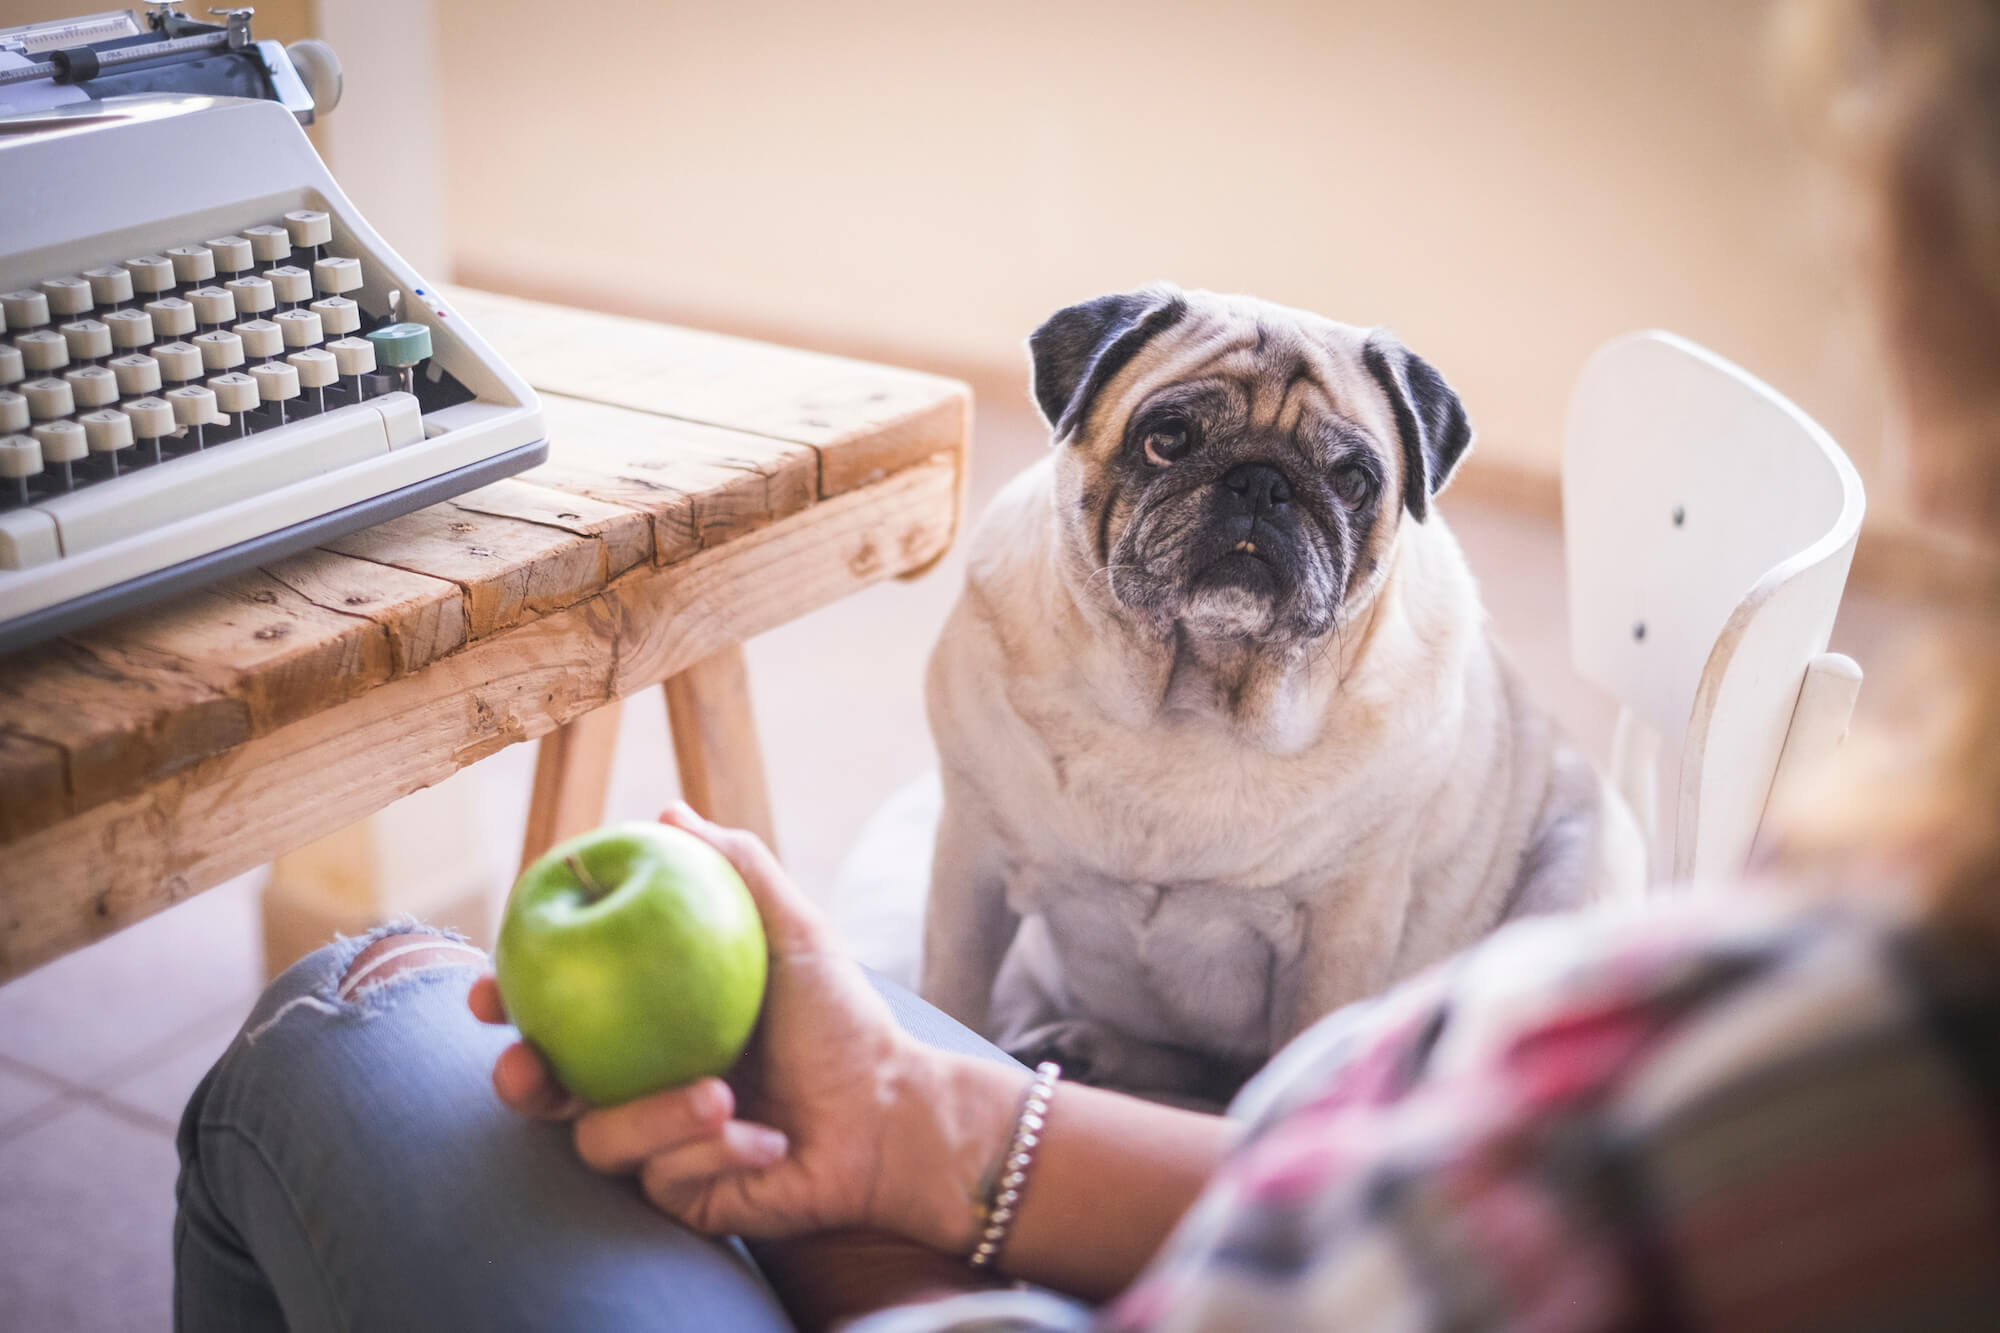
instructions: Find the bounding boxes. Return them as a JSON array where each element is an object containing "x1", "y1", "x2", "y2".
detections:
[{"x1": 174, "y1": 923, "x2": 1017, "y2": 1332}]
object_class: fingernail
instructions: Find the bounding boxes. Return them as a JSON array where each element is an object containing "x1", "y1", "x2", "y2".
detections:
[
  {"x1": 692, "y1": 1079, "x2": 730, "y2": 1122},
  {"x1": 751, "y1": 1128, "x2": 787, "y2": 1164}
]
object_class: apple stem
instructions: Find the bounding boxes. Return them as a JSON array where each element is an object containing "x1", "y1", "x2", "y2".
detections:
[{"x1": 565, "y1": 853, "x2": 609, "y2": 901}]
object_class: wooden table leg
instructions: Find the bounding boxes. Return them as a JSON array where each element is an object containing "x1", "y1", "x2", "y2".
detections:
[
  {"x1": 519, "y1": 699, "x2": 624, "y2": 873},
  {"x1": 664, "y1": 642, "x2": 776, "y2": 850},
  {"x1": 261, "y1": 768, "x2": 493, "y2": 977}
]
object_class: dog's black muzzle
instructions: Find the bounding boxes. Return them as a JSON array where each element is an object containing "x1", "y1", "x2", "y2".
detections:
[{"x1": 1189, "y1": 460, "x2": 1311, "y2": 596}]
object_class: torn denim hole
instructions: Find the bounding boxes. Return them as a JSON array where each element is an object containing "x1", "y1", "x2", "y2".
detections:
[{"x1": 245, "y1": 919, "x2": 486, "y2": 1044}]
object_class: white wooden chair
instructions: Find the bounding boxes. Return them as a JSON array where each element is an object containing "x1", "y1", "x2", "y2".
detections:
[{"x1": 1563, "y1": 331, "x2": 1867, "y2": 885}]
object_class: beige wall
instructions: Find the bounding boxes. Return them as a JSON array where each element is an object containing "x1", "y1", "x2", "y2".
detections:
[{"x1": 446, "y1": 2, "x2": 1883, "y2": 506}]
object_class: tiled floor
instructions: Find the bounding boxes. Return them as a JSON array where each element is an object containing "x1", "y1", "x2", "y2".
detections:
[{"x1": 0, "y1": 397, "x2": 1938, "y2": 1329}]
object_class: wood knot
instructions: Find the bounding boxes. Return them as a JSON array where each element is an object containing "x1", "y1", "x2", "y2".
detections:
[
  {"x1": 848, "y1": 540, "x2": 882, "y2": 578},
  {"x1": 448, "y1": 521, "x2": 475, "y2": 534},
  {"x1": 344, "y1": 594, "x2": 370, "y2": 606},
  {"x1": 465, "y1": 546, "x2": 496, "y2": 559},
  {"x1": 557, "y1": 512, "x2": 581, "y2": 521},
  {"x1": 255, "y1": 624, "x2": 290, "y2": 641},
  {"x1": 251, "y1": 589, "x2": 278, "y2": 604}
]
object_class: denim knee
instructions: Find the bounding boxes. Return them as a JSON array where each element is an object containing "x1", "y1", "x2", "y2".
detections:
[{"x1": 236, "y1": 919, "x2": 487, "y2": 1045}]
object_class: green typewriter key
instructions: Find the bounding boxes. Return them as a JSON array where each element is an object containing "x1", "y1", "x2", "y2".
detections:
[{"x1": 366, "y1": 322, "x2": 432, "y2": 396}]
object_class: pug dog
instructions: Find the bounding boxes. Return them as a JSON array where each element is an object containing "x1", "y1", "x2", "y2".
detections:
[{"x1": 917, "y1": 284, "x2": 1645, "y2": 1104}]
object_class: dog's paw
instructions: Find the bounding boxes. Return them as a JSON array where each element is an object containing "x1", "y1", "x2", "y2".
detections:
[{"x1": 1006, "y1": 1019, "x2": 1111, "y2": 1084}]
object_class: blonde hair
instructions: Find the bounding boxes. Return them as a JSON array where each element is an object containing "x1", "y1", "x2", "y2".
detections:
[{"x1": 1775, "y1": 0, "x2": 2000, "y2": 927}]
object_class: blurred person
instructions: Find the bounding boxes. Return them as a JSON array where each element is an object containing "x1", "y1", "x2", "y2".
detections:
[{"x1": 174, "y1": 2, "x2": 2000, "y2": 1329}]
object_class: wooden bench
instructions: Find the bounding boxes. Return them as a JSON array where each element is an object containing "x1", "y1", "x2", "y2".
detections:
[{"x1": 0, "y1": 289, "x2": 970, "y2": 983}]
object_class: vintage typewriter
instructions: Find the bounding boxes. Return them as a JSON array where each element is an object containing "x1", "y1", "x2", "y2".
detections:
[{"x1": 0, "y1": 7, "x2": 546, "y2": 654}]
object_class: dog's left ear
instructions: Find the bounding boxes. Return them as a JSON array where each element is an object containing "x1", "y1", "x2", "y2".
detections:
[
  {"x1": 1361, "y1": 333, "x2": 1473, "y2": 523},
  {"x1": 1028, "y1": 284, "x2": 1187, "y2": 442}
]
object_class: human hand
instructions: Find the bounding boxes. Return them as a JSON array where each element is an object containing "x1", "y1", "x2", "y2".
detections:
[{"x1": 472, "y1": 802, "x2": 1018, "y2": 1248}]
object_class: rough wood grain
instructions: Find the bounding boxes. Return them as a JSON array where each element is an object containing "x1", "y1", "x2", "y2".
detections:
[
  {"x1": 0, "y1": 731, "x2": 67, "y2": 842},
  {"x1": 323, "y1": 503, "x2": 611, "y2": 641},
  {"x1": 0, "y1": 637, "x2": 250, "y2": 812},
  {"x1": 529, "y1": 393, "x2": 820, "y2": 563},
  {"x1": 444, "y1": 287, "x2": 969, "y2": 499},
  {"x1": 1, "y1": 456, "x2": 957, "y2": 979},
  {"x1": 262, "y1": 548, "x2": 468, "y2": 676},
  {"x1": 449, "y1": 476, "x2": 653, "y2": 582},
  {"x1": 83, "y1": 565, "x2": 396, "y2": 734}
]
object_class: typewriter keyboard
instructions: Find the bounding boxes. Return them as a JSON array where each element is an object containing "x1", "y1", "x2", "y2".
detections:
[{"x1": 0, "y1": 211, "x2": 477, "y2": 571}]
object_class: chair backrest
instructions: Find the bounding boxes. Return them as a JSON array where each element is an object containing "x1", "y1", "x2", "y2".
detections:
[{"x1": 1562, "y1": 331, "x2": 1865, "y2": 883}]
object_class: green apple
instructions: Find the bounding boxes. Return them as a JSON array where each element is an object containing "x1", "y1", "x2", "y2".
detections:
[{"x1": 494, "y1": 821, "x2": 768, "y2": 1105}]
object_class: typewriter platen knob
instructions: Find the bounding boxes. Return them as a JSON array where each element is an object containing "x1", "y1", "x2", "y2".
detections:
[{"x1": 287, "y1": 40, "x2": 344, "y2": 117}]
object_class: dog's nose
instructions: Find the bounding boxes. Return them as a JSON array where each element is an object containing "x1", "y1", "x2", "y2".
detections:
[{"x1": 1222, "y1": 462, "x2": 1292, "y2": 515}]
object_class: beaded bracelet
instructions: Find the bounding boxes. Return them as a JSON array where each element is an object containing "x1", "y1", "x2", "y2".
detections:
[{"x1": 967, "y1": 1060, "x2": 1061, "y2": 1270}]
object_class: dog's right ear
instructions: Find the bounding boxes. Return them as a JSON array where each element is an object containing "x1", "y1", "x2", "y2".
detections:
[{"x1": 1028, "y1": 285, "x2": 1187, "y2": 442}]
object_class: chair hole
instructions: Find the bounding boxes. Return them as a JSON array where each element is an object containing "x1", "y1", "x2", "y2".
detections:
[
  {"x1": 1672, "y1": 505, "x2": 1686, "y2": 527},
  {"x1": 1633, "y1": 621, "x2": 1647, "y2": 642}
]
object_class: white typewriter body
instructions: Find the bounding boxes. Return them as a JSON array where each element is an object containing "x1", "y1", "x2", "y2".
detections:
[{"x1": 0, "y1": 92, "x2": 546, "y2": 653}]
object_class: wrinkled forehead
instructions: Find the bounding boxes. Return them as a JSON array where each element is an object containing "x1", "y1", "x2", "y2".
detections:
[{"x1": 1088, "y1": 293, "x2": 1395, "y2": 445}]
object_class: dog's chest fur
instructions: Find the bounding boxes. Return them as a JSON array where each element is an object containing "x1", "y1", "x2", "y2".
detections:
[{"x1": 983, "y1": 671, "x2": 1460, "y2": 1054}]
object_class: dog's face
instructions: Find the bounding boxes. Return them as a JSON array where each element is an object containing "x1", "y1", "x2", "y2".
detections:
[{"x1": 1029, "y1": 285, "x2": 1472, "y2": 646}]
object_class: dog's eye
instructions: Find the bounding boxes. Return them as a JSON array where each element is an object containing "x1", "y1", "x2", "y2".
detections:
[
  {"x1": 1332, "y1": 464, "x2": 1375, "y2": 506},
  {"x1": 1142, "y1": 424, "x2": 1193, "y2": 467}
]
